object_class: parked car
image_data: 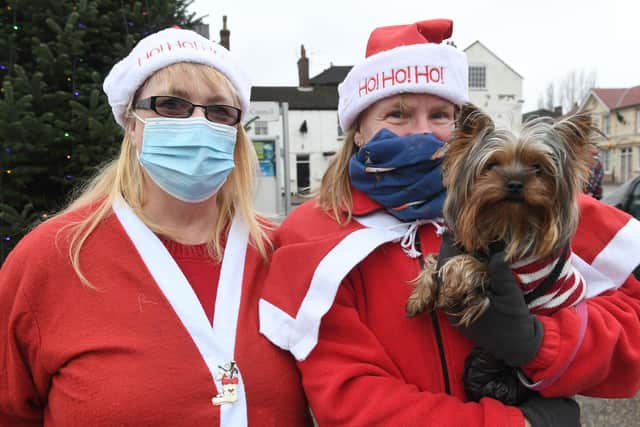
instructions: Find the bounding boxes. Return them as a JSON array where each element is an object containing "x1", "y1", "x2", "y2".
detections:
[{"x1": 602, "y1": 176, "x2": 640, "y2": 220}]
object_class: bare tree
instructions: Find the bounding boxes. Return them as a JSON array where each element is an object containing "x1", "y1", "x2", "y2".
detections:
[
  {"x1": 558, "y1": 69, "x2": 597, "y2": 112},
  {"x1": 545, "y1": 82, "x2": 555, "y2": 110},
  {"x1": 537, "y1": 68, "x2": 597, "y2": 113}
]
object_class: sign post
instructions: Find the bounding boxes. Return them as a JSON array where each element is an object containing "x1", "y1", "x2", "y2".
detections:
[{"x1": 281, "y1": 102, "x2": 292, "y2": 215}]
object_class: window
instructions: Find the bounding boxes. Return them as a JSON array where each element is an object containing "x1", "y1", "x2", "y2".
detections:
[
  {"x1": 468, "y1": 66, "x2": 486, "y2": 89},
  {"x1": 254, "y1": 120, "x2": 268, "y2": 135},
  {"x1": 602, "y1": 116, "x2": 610, "y2": 135},
  {"x1": 636, "y1": 110, "x2": 640, "y2": 133},
  {"x1": 621, "y1": 147, "x2": 632, "y2": 182},
  {"x1": 601, "y1": 149, "x2": 611, "y2": 172},
  {"x1": 296, "y1": 154, "x2": 310, "y2": 194}
]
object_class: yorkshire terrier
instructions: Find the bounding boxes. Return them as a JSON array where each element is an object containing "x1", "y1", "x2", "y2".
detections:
[{"x1": 405, "y1": 103, "x2": 596, "y2": 404}]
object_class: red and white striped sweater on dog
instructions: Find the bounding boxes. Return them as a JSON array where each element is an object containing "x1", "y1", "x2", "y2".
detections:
[{"x1": 510, "y1": 247, "x2": 587, "y2": 315}]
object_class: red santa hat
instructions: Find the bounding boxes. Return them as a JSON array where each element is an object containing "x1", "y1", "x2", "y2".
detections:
[
  {"x1": 338, "y1": 19, "x2": 469, "y2": 131},
  {"x1": 103, "y1": 27, "x2": 251, "y2": 128}
]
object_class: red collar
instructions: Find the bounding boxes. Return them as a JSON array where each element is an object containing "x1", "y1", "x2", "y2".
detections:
[{"x1": 349, "y1": 187, "x2": 386, "y2": 216}]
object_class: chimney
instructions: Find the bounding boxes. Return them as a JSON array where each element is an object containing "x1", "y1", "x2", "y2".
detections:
[
  {"x1": 297, "y1": 44, "x2": 310, "y2": 88},
  {"x1": 220, "y1": 15, "x2": 230, "y2": 50}
]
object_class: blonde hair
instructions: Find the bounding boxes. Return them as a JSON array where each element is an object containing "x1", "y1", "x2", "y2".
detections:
[
  {"x1": 318, "y1": 127, "x2": 359, "y2": 224},
  {"x1": 56, "y1": 63, "x2": 270, "y2": 287}
]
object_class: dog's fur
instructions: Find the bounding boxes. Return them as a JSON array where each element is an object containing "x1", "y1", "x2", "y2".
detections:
[{"x1": 406, "y1": 103, "x2": 596, "y2": 324}]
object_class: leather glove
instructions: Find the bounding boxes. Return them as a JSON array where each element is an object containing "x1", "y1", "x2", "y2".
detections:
[
  {"x1": 519, "y1": 394, "x2": 581, "y2": 427},
  {"x1": 438, "y1": 234, "x2": 543, "y2": 366}
]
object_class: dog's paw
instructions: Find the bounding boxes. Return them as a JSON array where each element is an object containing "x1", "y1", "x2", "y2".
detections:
[
  {"x1": 406, "y1": 272, "x2": 434, "y2": 317},
  {"x1": 406, "y1": 255, "x2": 439, "y2": 317},
  {"x1": 405, "y1": 297, "x2": 425, "y2": 317}
]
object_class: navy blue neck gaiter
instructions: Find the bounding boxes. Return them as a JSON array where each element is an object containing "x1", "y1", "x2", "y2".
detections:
[{"x1": 349, "y1": 128, "x2": 446, "y2": 221}]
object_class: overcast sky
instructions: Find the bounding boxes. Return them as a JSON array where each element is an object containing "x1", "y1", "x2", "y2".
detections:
[{"x1": 190, "y1": 0, "x2": 639, "y2": 113}]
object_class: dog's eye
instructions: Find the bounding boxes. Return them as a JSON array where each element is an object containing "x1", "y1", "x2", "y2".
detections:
[
  {"x1": 532, "y1": 164, "x2": 542, "y2": 174},
  {"x1": 485, "y1": 162, "x2": 498, "y2": 171}
]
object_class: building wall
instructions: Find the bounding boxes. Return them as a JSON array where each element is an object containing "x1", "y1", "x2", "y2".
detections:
[
  {"x1": 245, "y1": 105, "x2": 343, "y2": 211},
  {"x1": 287, "y1": 110, "x2": 342, "y2": 192},
  {"x1": 582, "y1": 96, "x2": 640, "y2": 184},
  {"x1": 465, "y1": 43, "x2": 523, "y2": 131}
]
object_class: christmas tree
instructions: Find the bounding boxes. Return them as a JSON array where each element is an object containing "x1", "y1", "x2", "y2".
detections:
[{"x1": 0, "y1": 0, "x2": 203, "y2": 261}]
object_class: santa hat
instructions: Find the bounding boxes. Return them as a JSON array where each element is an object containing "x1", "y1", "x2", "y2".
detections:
[
  {"x1": 338, "y1": 19, "x2": 468, "y2": 131},
  {"x1": 103, "y1": 27, "x2": 251, "y2": 128}
]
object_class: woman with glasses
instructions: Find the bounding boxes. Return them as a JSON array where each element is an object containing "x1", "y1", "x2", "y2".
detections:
[{"x1": 0, "y1": 27, "x2": 312, "y2": 426}]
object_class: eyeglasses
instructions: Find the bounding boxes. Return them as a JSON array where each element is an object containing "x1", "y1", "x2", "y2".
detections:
[{"x1": 134, "y1": 96, "x2": 242, "y2": 126}]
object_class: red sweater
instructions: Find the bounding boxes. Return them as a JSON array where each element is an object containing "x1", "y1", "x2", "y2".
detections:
[
  {"x1": 0, "y1": 206, "x2": 312, "y2": 426},
  {"x1": 261, "y1": 189, "x2": 640, "y2": 427}
]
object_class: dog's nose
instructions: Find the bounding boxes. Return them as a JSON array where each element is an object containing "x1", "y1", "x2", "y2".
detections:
[{"x1": 505, "y1": 180, "x2": 524, "y2": 194}]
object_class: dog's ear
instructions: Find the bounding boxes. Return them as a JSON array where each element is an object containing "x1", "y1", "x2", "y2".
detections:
[
  {"x1": 552, "y1": 110, "x2": 597, "y2": 163},
  {"x1": 446, "y1": 103, "x2": 494, "y2": 163},
  {"x1": 455, "y1": 103, "x2": 495, "y2": 139},
  {"x1": 552, "y1": 111, "x2": 593, "y2": 145},
  {"x1": 552, "y1": 110, "x2": 600, "y2": 186}
]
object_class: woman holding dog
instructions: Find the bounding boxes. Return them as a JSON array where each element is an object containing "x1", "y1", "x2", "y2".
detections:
[
  {"x1": 259, "y1": 19, "x2": 640, "y2": 426},
  {"x1": 0, "y1": 27, "x2": 312, "y2": 426}
]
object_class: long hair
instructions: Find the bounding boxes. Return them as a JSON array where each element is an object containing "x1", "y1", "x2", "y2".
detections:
[
  {"x1": 56, "y1": 63, "x2": 270, "y2": 287},
  {"x1": 317, "y1": 127, "x2": 359, "y2": 224}
]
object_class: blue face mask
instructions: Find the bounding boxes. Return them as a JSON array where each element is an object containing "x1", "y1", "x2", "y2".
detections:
[
  {"x1": 135, "y1": 116, "x2": 237, "y2": 203},
  {"x1": 349, "y1": 128, "x2": 446, "y2": 221}
]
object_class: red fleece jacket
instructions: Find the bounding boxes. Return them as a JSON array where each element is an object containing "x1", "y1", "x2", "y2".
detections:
[
  {"x1": 261, "y1": 189, "x2": 640, "y2": 427},
  {"x1": 0, "y1": 206, "x2": 312, "y2": 426}
]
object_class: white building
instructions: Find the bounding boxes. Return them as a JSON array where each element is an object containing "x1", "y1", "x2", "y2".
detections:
[
  {"x1": 246, "y1": 46, "x2": 350, "y2": 211},
  {"x1": 464, "y1": 41, "x2": 524, "y2": 131}
]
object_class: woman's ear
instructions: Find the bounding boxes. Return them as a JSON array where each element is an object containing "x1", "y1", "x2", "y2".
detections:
[
  {"x1": 124, "y1": 111, "x2": 143, "y2": 149},
  {"x1": 353, "y1": 129, "x2": 364, "y2": 147}
]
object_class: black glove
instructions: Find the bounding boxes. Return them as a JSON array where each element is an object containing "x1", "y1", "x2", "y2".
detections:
[
  {"x1": 438, "y1": 235, "x2": 543, "y2": 366},
  {"x1": 519, "y1": 394, "x2": 581, "y2": 427}
]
